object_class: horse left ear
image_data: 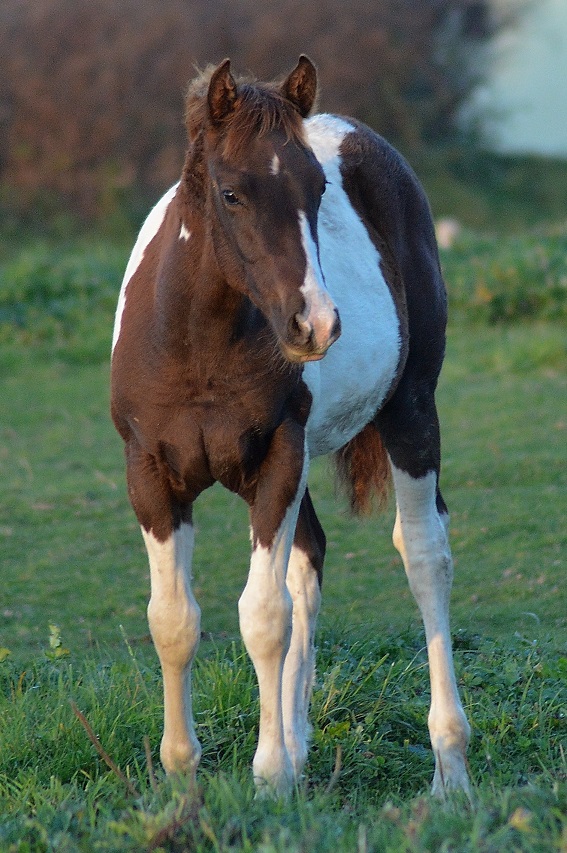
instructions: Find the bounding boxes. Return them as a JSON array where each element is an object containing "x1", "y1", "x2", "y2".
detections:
[
  {"x1": 281, "y1": 55, "x2": 317, "y2": 118},
  {"x1": 208, "y1": 59, "x2": 238, "y2": 126}
]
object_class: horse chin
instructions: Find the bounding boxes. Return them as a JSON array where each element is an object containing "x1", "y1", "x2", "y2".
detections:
[
  {"x1": 298, "y1": 351, "x2": 327, "y2": 363},
  {"x1": 280, "y1": 344, "x2": 328, "y2": 364}
]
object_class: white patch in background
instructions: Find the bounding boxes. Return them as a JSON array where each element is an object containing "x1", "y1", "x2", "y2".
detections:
[
  {"x1": 301, "y1": 114, "x2": 401, "y2": 456},
  {"x1": 179, "y1": 222, "x2": 191, "y2": 242},
  {"x1": 111, "y1": 182, "x2": 179, "y2": 353}
]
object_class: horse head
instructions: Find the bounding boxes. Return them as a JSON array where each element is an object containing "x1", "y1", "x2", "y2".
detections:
[{"x1": 185, "y1": 56, "x2": 341, "y2": 363}]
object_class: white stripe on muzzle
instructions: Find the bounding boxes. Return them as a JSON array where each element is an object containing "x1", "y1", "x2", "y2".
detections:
[{"x1": 298, "y1": 212, "x2": 338, "y2": 351}]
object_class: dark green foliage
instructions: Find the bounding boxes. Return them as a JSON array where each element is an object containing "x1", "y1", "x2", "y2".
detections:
[
  {"x1": 0, "y1": 239, "x2": 126, "y2": 363},
  {"x1": 420, "y1": 150, "x2": 567, "y2": 231},
  {"x1": 441, "y1": 227, "x2": 567, "y2": 323},
  {"x1": 1, "y1": 226, "x2": 566, "y2": 373}
]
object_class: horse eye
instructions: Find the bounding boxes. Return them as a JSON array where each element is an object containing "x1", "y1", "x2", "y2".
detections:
[{"x1": 222, "y1": 189, "x2": 240, "y2": 206}]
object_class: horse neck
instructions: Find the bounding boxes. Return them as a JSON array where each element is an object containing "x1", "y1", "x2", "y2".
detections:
[{"x1": 156, "y1": 199, "x2": 247, "y2": 364}]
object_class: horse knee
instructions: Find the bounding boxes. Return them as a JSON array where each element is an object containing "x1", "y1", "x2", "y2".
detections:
[
  {"x1": 143, "y1": 524, "x2": 200, "y2": 669},
  {"x1": 239, "y1": 572, "x2": 292, "y2": 662},
  {"x1": 147, "y1": 593, "x2": 201, "y2": 670}
]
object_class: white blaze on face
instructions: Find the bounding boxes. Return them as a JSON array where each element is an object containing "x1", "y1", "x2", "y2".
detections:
[
  {"x1": 298, "y1": 211, "x2": 337, "y2": 350},
  {"x1": 270, "y1": 153, "x2": 281, "y2": 176}
]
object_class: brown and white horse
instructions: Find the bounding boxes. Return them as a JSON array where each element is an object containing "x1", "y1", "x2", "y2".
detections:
[{"x1": 111, "y1": 57, "x2": 470, "y2": 798}]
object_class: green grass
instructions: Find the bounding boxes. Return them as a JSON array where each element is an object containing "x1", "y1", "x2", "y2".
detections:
[
  {"x1": 1, "y1": 232, "x2": 566, "y2": 849},
  {"x1": 1, "y1": 325, "x2": 565, "y2": 658},
  {"x1": 0, "y1": 632, "x2": 565, "y2": 850}
]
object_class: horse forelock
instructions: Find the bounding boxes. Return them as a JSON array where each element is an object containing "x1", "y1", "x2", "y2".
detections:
[{"x1": 185, "y1": 67, "x2": 306, "y2": 157}]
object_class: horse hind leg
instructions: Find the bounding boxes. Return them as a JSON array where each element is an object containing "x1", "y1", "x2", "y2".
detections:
[
  {"x1": 390, "y1": 467, "x2": 470, "y2": 796},
  {"x1": 375, "y1": 392, "x2": 471, "y2": 797},
  {"x1": 281, "y1": 487, "x2": 324, "y2": 779}
]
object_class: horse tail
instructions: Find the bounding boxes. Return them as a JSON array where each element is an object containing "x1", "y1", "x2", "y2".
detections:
[{"x1": 334, "y1": 423, "x2": 392, "y2": 516}]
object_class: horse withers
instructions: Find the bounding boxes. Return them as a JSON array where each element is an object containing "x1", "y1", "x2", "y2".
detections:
[{"x1": 111, "y1": 56, "x2": 471, "y2": 798}]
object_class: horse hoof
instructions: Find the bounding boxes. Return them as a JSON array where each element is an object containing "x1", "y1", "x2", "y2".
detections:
[{"x1": 252, "y1": 756, "x2": 295, "y2": 799}]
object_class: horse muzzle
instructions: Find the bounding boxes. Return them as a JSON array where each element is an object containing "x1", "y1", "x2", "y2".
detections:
[{"x1": 283, "y1": 306, "x2": 341, "y2": 363}]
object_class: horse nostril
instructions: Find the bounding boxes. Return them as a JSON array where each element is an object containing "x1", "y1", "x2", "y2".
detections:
[
  {"x1": 330, "y1": 309, "x2": 341, "y2": 342},
  {"x1": 291, "y1": 313, "x2": 313, "y2": 346}
]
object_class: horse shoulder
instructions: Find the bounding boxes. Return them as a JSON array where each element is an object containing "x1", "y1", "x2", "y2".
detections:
[{"x1": 112, "y1": 183, "x2": 182, "y2": 353}]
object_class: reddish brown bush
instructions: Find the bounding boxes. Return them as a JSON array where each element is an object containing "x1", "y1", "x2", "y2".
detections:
[{"x1": 0, "y1": 0, "x2": 502, "y2": 221}]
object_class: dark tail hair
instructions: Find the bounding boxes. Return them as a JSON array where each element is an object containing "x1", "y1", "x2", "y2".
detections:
[{"x1": 334, "y1": 423, "x2": 392, "y2": 515}]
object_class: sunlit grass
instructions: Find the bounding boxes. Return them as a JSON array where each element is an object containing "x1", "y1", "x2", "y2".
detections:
[{"x1": 1, "y1": 233, "x2": 566, "y2": 849}]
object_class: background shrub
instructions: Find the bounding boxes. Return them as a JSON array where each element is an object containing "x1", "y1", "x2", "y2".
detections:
[{"x1": 0, "y1": 0, "x2": 507, "y2": 223}]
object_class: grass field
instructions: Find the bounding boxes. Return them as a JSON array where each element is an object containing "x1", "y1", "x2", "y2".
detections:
[{"x1": 0, "y1": 230, "x2": 566, "y2": 850}]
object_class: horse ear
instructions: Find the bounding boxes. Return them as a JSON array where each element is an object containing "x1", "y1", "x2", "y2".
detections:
[
  {"x1": 281, "y1": 55, "x2": 317, "y2": 118},
  {"x1": 207, "y1": 59, "x2": 238, "y2": 125}
]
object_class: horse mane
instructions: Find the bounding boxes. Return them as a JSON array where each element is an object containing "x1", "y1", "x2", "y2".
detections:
[{"x1": 185, "y1": 65, "x2": 307, "y2": 155}]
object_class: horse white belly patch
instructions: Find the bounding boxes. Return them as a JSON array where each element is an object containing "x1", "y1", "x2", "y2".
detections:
[{"x1": 303, "y1": 115, "x2": 401, "y2": 457}]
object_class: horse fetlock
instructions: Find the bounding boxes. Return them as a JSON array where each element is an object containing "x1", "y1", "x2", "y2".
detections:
[
  {"x1": 252, "y1": 747, "x2": 295, "y2": 798},
  {"x1": 428, "y1": 711, "x2": 471, "y2": 798},
  {"x1": 428, "y1": 706, "x2": 471, "y2": 754},
  {"x1": 160, "y1": 731, "x2": 202, "y2": 777}
]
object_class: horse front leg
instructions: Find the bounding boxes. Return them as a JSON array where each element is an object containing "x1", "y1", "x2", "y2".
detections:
[
  {"x1": 282, "y1": 488, "x2": 324, "y2": 779},
  {"x1": 390, "y1": 464, "x2": 471, "y2": 798},
  {"x1": 143, "y1": 523, "x2": 201, "y2": 777},
  {"x1": 126, "y1": 442, "x2": 201, "y2": 779},
  {"x1": 238, "y1": 420, "x2": 308, "y2": 797}
]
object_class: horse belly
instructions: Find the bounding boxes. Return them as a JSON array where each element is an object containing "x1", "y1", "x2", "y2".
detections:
[{"x1": 304, "y1": 190, "x2": 401, "y2": 457}]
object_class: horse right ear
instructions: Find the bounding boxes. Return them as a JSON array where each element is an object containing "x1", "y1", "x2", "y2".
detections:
[{"x1": 207, "y1": 59, "x2": 238, "y2": 126}]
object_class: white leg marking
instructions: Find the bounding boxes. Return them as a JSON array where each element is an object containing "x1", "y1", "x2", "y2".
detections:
[
  {"x1": 238, "y1": 461, "x2": 309, "y2": 796},
  {"x1": 143, "y1": 523, "x2": 201, "y2": 776},
  {"x1": 112, "y1": 182, "x2": 179, "y2": 353},
  {"x1": 390, "y1": 465, "x2": 471, "y2": 797},
  {"x1": 239, "y1": 538, "x2": 293, "y2": 795},
  {"x1": 282, "y1": 545, "x2": 321, "y2": 778}
]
